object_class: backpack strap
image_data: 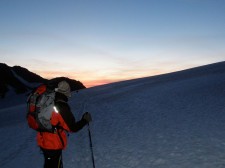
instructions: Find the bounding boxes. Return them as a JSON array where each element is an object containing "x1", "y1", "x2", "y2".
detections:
[{"x1": 51, "y1": 124, "x2": 65, "y2": 148}]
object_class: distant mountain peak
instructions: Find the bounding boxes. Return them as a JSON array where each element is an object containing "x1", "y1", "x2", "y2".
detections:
[{"x1": 0, "y1": 63, "x2": 86, "y2": 98}]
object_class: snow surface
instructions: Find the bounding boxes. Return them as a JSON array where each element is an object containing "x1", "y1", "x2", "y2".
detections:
[{"x1": 1, "y1": 62, "x2": 225, "y2": 168}]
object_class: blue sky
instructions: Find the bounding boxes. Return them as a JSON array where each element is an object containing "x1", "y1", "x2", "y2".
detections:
[{"x1": 1, "y1": 0, "x2": 225, "y2": 87}]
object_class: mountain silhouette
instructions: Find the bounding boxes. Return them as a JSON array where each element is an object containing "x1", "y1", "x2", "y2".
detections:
[{"x1": 0, "y1": 63, "x2": 85, "y2": 98}]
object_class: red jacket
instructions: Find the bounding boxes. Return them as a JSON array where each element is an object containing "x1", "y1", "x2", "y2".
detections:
[{"x1": 37, "y1": 92, "x2": 87, "y2": 150}]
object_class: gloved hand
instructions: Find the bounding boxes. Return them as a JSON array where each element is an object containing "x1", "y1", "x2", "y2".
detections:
[{"x1": 82, "y1": 112, "x2": 92, "y2": 123}]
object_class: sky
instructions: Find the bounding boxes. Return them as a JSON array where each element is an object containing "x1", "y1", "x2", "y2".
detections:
[{"x1": 0, "y1": 0, "x2": 225, "y2": 87}]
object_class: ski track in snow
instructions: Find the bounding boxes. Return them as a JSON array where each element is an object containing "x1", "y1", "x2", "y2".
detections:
[{"x1": 1, "y1": 63, "x2": 225, "y2": 168}]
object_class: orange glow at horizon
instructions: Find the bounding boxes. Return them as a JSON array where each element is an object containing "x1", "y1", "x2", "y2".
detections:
[
  {"x1": 34, "y1": 69, "x2": 165, "y2": 88},
  {"x1": 35, "y1": 70, "x2": 126, "y2": 87},
  {"x1": 34, "y1": 70, "x2": 118, "y2": 88},
  {"x1": 33, "y1": 63, "x2": 198, "y2": 88}
]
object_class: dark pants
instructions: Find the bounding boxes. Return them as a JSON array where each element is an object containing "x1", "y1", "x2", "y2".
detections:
[{"x1": 41, "y1": 148, "x2": 63, "y2": 168}]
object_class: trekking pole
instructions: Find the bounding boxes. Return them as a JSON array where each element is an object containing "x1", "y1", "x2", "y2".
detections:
[
  {"x1": 82, "y1": 93, "x2": 95, "y2": 168},
  {"x1": 88, "y1": 123, "x2": 96, "y2": 168}
]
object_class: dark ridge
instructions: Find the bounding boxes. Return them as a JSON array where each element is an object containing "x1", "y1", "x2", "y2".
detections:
[
  {"x1": 12, "y1": 66, "x2": 47, "y2": 83},
  {"x1": 48, "y1": 77, "x2": 86, "y2": 91},
  {"x1": 0, "y1": 63, "x2": 86, "y2": 98},
  {"x1": 0, "y1": 63, "x2": 27, "y2": 98}
]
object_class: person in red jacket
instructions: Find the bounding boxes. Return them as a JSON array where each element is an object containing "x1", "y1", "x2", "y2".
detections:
[{"x1": 37, "y1": 81, "x2": 92, "y2": 168}]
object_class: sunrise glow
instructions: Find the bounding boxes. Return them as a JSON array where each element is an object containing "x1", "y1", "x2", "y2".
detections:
[{"x1": 1, "y1": 0, "x2": 225, "y2": 88}]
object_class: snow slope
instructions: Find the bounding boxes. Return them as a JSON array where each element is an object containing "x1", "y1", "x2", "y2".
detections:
[{"x1": 1, "y1": 62, "x2": 225, "y2": 168}]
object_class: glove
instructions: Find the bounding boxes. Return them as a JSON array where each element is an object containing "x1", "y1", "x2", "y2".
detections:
[{"x1": 82, "y1": 112, "x2": 92, "y2": 123}]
